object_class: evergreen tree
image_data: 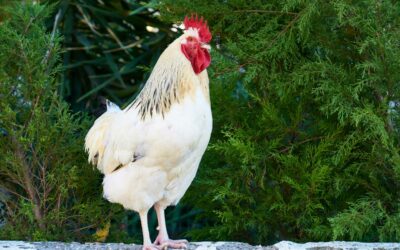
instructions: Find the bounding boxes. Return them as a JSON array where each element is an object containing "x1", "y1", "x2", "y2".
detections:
[
  {"x1": 43, "y1": 0, "x2": 175, "y2": 113},
  {"x1": 158, "y1": 0, "x2": 400, "y2": 243},
  {"x1": 0, "y1": 2, "x2": 114, "y2": 241}
]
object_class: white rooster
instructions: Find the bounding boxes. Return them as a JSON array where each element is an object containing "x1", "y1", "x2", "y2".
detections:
[{"x1": 85, "y1": 15, "x2": 212, "y2": 250}]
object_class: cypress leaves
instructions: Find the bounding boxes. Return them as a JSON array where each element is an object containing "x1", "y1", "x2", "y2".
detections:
[{"x1": 159, "y1": 0, "x2": 400, "y2": 243}]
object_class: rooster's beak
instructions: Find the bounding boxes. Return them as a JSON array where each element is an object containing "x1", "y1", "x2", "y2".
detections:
[{"x1": 201, "y1": 43, "x2": 211, "y2": 51}]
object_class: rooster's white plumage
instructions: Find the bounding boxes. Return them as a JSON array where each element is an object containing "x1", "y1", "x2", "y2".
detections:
[{"x1": 85, "y1": 15, "x2": 212, "y2": 250}]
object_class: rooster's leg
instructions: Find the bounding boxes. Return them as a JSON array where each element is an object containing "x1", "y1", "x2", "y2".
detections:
[
  {"x1": 139, "y1": 210, "x2": 160, "y2": 250},
  {"x1": 154, "y1": 203, "x2": 188, "y2": 249}
]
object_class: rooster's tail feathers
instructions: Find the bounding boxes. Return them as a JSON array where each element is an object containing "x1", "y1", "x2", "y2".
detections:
[
  {"x1": 106, "y1": 99, "x2": 121, "y2": 112},
  {"x1": 85, "y1": 101, "x2": 121, "y2": 173}
]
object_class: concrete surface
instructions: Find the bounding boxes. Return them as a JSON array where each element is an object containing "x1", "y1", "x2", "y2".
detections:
[
  {"x1": 0, "y1": 241, "x2": 263, "y2": 250},
  {"x1": 274, "y1": 241, "x2": 400, "y2": 250},
  {"x1": 0, "y1": 240, "x2": 399, "y2": 250}
]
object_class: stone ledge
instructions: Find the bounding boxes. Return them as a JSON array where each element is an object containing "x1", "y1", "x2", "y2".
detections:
[
  {"x1": 274, "y1": 241, "x2": 400, "y2": 250},
  {"x1": 0, "y1": 241, "x2": 399, "y2": 250}
]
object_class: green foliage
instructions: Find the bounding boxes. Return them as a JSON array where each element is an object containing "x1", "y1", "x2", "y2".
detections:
[
  {"x1": 0, "y1": 1, "x2": 199, "y2": 242},
  {"x1": 43, "y1": 0, "x2": 175, "y2": 113},
  {"x1": 2, "y1": 0, "x2": 400, "y2": 244},
  {"x1": 158, "y1": 0, "x2": 400, "y2": 243},
  {"x1": 0, "y1": 2, "x2": 120, "y2": 241}
]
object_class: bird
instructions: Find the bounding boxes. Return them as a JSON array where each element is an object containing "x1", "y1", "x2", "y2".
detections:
[{"x1": 85, "y1": 15, "x2": 212, "y2": 250}]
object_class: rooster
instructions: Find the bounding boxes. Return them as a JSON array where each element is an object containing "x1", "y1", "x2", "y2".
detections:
[{"x1": 85, "y1": 15, "x2": 212, "y2": 250}]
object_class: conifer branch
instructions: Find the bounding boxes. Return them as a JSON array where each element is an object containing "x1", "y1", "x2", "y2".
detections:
[
  {"x1": 42, "y1": 8, "x2": 62, "y2": 68},
  {"x1": 76, "y1": 5, "x2": 102, "y2": 36},
  {"x1": 234, "y1": 10, "x2": 298, "y2": 16},
  {"x1": 279, "y1": 136, "x2": 324, "y2": 153},
  {"x1": 9, "y1": 135, "x2": 45, "y2": 230},
  {"x1": 24, "y1": 8, "x2": 62, "y2": 133},
  {"x1": 0, "y1": 185, "x2": 28, "y2": 201},
  {"x1": 265, "y1": 11, "x2": 302, "y2": 51}
]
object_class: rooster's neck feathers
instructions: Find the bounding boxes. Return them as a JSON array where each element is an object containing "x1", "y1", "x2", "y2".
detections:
[{"x1": 126, "y1": 38, "x2": 209, "y2": 120}]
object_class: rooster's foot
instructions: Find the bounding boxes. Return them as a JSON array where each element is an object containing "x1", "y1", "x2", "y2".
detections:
[{"x1": 155, "y1": 239, "x2": 188, "y2": 249}]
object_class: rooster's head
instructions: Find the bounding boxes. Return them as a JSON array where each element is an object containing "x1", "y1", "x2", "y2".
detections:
[{"x1": 180, "y1": 14, "x2": 212, "y2": 74}]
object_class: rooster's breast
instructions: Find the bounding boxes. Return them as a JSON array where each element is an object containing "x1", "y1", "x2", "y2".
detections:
[
  {"x1": 137, "y1": 85, "x2": 212, "y2": 171},
  {"x1": 103, "y1": 80, "x2": 212, "y2": 210}
]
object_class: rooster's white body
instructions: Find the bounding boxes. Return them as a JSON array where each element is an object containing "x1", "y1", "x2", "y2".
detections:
[
  {"x1": 85, "y1": 16, "x2": 213, "y2": 249},
  {"x1": 101, "y1": 77, "x2": 211, "y2": 213}
]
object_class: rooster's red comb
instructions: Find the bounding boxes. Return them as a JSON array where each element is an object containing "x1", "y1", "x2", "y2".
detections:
[{"x1": 184, "y1": 14, "x2": 212, "y2": 43}]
